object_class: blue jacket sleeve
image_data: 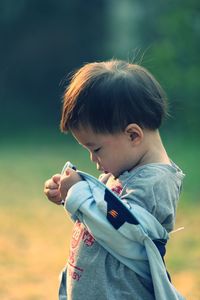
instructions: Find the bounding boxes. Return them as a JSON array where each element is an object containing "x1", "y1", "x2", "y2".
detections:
[
  {"x1": 64, "y1": 179, "x2": 167, "y2": 260},
  {"x1": 64, "y1": 180, "x2": 147, "y2": 259}
]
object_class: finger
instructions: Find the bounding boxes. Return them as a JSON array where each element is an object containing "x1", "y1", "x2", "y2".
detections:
[
  {"x1": 64, "y1": 167, "x2": 72, "y2": 176},
  {"x1": 47, "y1": 182, "x2": 59, "y2": 189},
  {"x1": 44, "y1": 178, "x2": 59, "y2": 190},
  {"x1": 44, "y1": 184, "x2": 60, "y2": 197},
  {"x1": 50, "y1": 196, "x2": 62, "y2": 205},
  {"x1": 49, "y1": 196, "x2": 62, "y2": 205},
  {"x1": 45, "y1": 190, "x2": 62, "y2": 204},
  {"x1": 48, "y1": 189, "x2": 60, "y2": 197},
  {"x1": 63, "y1": 167, "x2": 77, "y2": 177},
  {"x1": 60, "y1": 168, "x2": 71, "y2": 182},
  {"x1": 52, "y1": 174, "x2": 61, "y2": 184}
]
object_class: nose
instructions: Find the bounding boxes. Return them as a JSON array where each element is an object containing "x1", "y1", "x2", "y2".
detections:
[{"x1": 90, "y1": 152, "x2": 98, "y2": 163}]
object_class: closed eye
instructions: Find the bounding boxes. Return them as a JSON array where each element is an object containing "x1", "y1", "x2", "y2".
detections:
[{"x1": 94, "y1": 147, "x2": 101, "y2": 153}]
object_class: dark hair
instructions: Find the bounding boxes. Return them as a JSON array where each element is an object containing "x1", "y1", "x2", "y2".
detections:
[{"x1": 60, "y1": 60, "x2": 168, "y2": 133}]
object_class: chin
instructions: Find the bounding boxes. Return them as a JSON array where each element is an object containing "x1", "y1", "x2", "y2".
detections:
[{"x1": 110, "y1": 171, "x2": 120, "y2": 178}]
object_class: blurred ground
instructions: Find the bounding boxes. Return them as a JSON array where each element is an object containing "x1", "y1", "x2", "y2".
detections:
[
  {"x1": 1, "y1": 199, "x2": 199, "y2": 299},
  {"x1": 0, "y1": 136, "x2": 199, "y2": 299}
]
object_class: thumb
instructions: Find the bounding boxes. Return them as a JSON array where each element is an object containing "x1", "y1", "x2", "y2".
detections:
[
  {"x1": 52, "y1": 174, "x2": 61, "y2": 184},
  {"x1": 65, "y1": 167, "x2": 73, "y2": 176}
]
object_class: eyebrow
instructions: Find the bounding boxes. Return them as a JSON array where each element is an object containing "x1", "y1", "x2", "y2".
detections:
[{"x1": 85, "y1": 142, "x2": 96, "y2": 147}]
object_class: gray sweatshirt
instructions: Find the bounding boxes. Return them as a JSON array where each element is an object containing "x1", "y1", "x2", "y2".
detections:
[{"x1": 59, "y1": 162, "x2": 185, "y2": 300}]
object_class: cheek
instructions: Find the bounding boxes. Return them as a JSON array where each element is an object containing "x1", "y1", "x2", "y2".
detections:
[{"x1": 103, "y1": 155, "x2": 116, "y2": 167}]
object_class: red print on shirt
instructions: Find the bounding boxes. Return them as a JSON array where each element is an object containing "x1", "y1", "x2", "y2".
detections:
[
  {"x1": 82, "y1": 229, "x2": 95, "y2": 247},
  {"x1": 111, "y1": 184, "x2": 122, "y2": 195},
  {"x1": 71, "y1": 221, "x2": 84, "y2": 249},
  {"x1": 71, "y1": 221, "x2": 95, "y2": 249},
  {"x1": 68, "y1": 221, "x2": 95, "y2": 282}
]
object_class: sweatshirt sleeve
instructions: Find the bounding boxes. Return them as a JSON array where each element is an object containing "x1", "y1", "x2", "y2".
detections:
[
  {"x1": 65, "y1": 179, "x2": 139, "y2": 227},
  {"x1": 120, "y1": 171, "x2": 180, "y2": 233}
]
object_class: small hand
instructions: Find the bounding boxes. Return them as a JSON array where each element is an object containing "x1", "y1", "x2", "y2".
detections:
[
  {"x1": 44, "y1": 174, "x2": 62, "y2": 205},
  {"x1": 59, "y1": 167, "x2": 82, "y2": 200}
]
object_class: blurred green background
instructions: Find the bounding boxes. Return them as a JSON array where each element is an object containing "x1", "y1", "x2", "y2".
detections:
[{"x1": 0, "y1": 1, "x2": 199, "y2": 299}]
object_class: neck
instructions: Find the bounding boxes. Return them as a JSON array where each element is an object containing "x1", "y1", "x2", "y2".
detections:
[{"x1": 134, "y1": 130, "x2": 170, "y2": 169}]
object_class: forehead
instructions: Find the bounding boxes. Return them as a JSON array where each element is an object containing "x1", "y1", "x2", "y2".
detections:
[
  {"x1": 72, "y1": 127, "x2": 104, "y2": 146},
  {"x1": 71, "y1": 127, "x2": 120, "y2": 147}
]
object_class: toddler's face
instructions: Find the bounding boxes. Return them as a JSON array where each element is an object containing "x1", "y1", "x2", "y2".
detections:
[{"x1": 72, "y1": 126, "x2": 137, "y2": 178}]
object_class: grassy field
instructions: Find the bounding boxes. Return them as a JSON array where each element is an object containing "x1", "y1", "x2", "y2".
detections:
[{"x1": 0, "y1": 131, "x2": 199, "y2": 299}]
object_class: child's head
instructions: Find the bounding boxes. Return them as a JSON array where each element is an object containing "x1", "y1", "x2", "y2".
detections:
[
  {"x1": 60, "y1": 60, "x2": 169, "y2": 176},
  {"x1": 60, "y1": 59, "x2": 168, "y2": 134}
]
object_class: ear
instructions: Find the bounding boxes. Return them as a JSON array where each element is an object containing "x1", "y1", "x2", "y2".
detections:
[{"x1": 124, "y1": 124, "x2": 144, "y2": 145}]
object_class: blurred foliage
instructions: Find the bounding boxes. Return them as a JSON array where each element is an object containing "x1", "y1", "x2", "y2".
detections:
[
  {"x1": 0, "y1": 0, "x2": 199, "y2": 136},
  {"x1": 0, "y1": 0, "x2": 109, "y2": 134},
  {"x1": 135, "y1": 0, "x2": 200, "y2": 134},
  {"x1": 0, "y1": 0, "x2": 199, "y2": 199}
]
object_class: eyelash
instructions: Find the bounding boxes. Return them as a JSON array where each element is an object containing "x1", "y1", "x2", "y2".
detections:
[{"x1": 93, "y1": 147, "x2": 101, "y2": 153}]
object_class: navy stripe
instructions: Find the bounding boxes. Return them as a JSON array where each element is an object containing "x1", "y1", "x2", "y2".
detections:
[
  {"x1": 153, "y1": 239, "x2": 171, "y2": 282},
  {"x1": 104, "y1": 188, "x2": 139, "y2": 230}
]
